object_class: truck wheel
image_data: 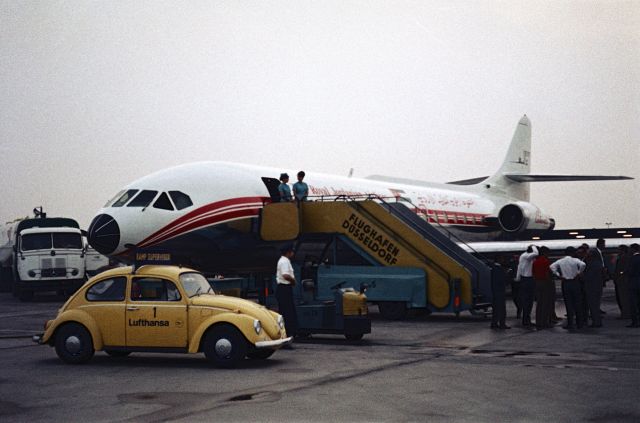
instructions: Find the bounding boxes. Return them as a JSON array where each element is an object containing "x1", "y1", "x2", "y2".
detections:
[
  {"x1": 105, "y1": 350, "x2": 131, "y2": 357},
  {"x1": 378, "y1": 301, "x2": 408, "y2": 320},
  {"x1": 11, "y1": 273, "x2": 19, "y2": 297},
  {"x1": 18, "y1": 289, "x2": 33, "y2": 302},
  {"x1": 0, "y1": 267, "x2": 13, "y2": 292},
  {"x1": 203, "y1": 325, "x2": 247, "y2": 368},
  {"x1": 345, "y1": 333, "x2": 364, "y2": 341},
  {"x1": 246, "y1": 348, "x2": 275, "y2": 360},
  {"x1": 54, "y1": 323, "x2": 95, "y2": 364}
]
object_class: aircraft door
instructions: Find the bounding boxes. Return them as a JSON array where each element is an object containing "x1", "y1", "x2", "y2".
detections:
[
  {"x1": 261, "y1": 177, "x2": 281, "y2": 202},
  {"x1": 126, "y1": 277, "x2": 187, "y2": 348}
]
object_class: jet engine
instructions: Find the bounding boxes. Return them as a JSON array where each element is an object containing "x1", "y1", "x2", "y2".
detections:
[{"x1": 497, "y1": 202, "x2": 555, "y2": 233}]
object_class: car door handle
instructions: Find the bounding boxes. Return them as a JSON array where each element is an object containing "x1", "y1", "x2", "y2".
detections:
[{"x1": 127, "y1": 306, "x2": 140, "y2": 311}]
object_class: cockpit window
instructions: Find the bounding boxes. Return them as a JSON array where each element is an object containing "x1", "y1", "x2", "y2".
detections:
[
  {"x1": 169, "y1": 191, "x2": 193, "y2": 210},
  {"x1": 112, "y1": 189, "x2": 139, "y2": 207},
  {"x1": 153, "y1": 192, "x2": 174, "y2": 211},
  {"x1": 104, "y1": 190, "x2": 125, "y2": 207},
  {"x1": 127, "y1": 190, "x2": 158, "y2": 207}
]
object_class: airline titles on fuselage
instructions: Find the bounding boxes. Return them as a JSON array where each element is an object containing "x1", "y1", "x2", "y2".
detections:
[{"x1": 309, "y1": 185, "x2": 371, "y2": 197}]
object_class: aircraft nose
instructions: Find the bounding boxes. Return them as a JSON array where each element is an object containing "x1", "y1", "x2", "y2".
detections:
[{"x1": 87, "y1": 214, "x2": 121, "y2": 255}]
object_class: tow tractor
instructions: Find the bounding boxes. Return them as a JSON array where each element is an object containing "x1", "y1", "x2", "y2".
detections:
[
  {"x1": 209, "y1": 274, "x2": 371, "y2": 341},
  {"x1": 295, "y1": 279, "x2": 370, "y2": 341}
]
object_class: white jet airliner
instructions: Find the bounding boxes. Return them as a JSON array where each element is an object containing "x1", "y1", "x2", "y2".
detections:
[{"x1": 87, "y1": 116, "x2": 631, "y2": 270}]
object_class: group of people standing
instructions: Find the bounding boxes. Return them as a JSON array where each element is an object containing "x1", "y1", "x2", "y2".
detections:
[
  {"x1": 278, "y1": 171, "x2": 309, "y2": 203},
  {"x1": 499, "y1": 239, "x2": 640, "y2": 331}
]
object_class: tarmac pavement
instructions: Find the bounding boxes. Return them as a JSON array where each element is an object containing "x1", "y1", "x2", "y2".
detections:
[{"x1": 0, "y1": 286, "x2": 638, "y2": 422}]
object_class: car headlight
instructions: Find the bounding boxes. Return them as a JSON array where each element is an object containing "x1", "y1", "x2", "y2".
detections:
[
  {"x1": 277, "y1": 315, "x2": 285, "y2": 330},
  {"x1": 253, "y1": 319, "x2": 262, "y2": 335}
]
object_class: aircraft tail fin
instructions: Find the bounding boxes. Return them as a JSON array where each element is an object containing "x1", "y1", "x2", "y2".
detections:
[
  {"x1": 478, "y1": 115, "x2": 633, "y2": 202},
  {"x1": 482, "y1": 115, "x2": 532, "y2": 201}
]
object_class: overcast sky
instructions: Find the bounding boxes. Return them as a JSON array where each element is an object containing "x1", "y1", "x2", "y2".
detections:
[{"x1": 1, "y1": 1, "x2": 638, "y2": 230}]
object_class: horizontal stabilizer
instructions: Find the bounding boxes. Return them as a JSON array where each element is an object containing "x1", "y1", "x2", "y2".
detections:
[
  {"x1": 505, "y1": 174, "x2": 633, "y2": 183},
  {"x1": 446, "y1": 176, "x2": 489, "y2": 185}
]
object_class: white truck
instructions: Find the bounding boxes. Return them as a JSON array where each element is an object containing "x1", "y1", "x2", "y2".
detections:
[{"x1": 0, "y1": 214, "x2": 87, "y2": 300}]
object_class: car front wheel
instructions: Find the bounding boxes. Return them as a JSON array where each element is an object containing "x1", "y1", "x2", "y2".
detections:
[
  {"x1": 203, "y1": 325, "x2": 247, "y2": 368},
  {"x1": 54, "y1": 323, "x2": 95, "y2": 364}
]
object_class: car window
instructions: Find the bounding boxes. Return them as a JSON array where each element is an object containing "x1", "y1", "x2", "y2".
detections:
[
  {"x1": 153, "y1": 192, "x2": 174, "y2": 211},
  {"x1": 112, "y1": 189, "x2": 139, "y2": 207},
  {"x1": 131, "y1": 277, "x2": 181, "y2": 301},
  {"x1": 127, "y1": 190, "x2": 158, "y2": 207},
  {"x1": 179, "y1": 272, "x2": 212, "y2": 297},
  {"x1": 168, "y1": 191, "x2": 193, "y2": 210},
  {"x1": 86, "y1": 277, "x2": 126, "y2": 301}
]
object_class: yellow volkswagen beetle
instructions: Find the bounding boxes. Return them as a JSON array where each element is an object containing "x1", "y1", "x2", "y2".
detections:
[{"x1": 33, "y1": 265, "x2": 291, "y2": 367}]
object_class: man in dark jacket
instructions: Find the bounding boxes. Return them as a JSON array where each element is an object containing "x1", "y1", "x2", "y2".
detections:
[
  {"x1": 583, "y1": 248, "x2": 604, "y2": 327},
  {"x1": 627, "y1": 243, "x2": 640, "y2": 328},
  {"x1": 490, "y1": 261, "x2": 510, "y2": 330}
]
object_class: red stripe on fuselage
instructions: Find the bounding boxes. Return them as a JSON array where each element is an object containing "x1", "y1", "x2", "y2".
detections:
[{"x1": 137, "y1": 196, "x2": 269, "y2": 248}]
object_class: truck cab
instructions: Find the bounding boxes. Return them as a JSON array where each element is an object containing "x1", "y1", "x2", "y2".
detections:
[{"x1": 0, "y1": 215, "x2": 88, "y2": 300}]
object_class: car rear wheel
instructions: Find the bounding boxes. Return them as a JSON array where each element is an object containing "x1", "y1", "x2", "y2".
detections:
[
  {"x1": 246, "y1": 348, "x2": 275, "y2": 360},
  {"x1": 54, "y1": 323, "x2": 95, "y2": 364},
  {"x1": 203, "y1": 325, "x2": 247, "y2": 368}
]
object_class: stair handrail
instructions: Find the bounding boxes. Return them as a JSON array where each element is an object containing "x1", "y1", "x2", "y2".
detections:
[{"x1": 307, "y1": 193, "x2": 492, "y2": 263}]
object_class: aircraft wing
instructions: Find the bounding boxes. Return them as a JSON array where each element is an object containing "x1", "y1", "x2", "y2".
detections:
[
  {"x1": 504, "y1": 174, "x2": 633, "y2": 182},
  {"x1": 460, "y1": 237, "x2": 640, "y2": 256}
]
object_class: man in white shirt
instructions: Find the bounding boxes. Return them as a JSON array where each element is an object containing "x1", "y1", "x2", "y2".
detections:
[
  {"x1": 516, "y1": 245, "x2": 539, "y2": 327},
  {"x1": 550, "y1": 246, "x2": 587, "y2": 330},
  {"x1": 276, "y1": 244, "x2": 298, "y2": 339}
]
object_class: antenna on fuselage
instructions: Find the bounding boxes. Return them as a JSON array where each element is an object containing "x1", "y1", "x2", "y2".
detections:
[{"x1": 348, "y1": 168, "x2": 354, "y2": 178}]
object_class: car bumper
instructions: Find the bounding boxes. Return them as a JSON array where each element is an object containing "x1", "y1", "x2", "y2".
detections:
[{"x1": 254, "y1": 336, "x2": 293, "y2": 349}]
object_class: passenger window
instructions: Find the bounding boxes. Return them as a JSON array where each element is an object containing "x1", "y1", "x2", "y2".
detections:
[
  {"x1": 153, "y1": 192, "x2": 174, "y2": 211},
  {"x1": 131, "y1": 278, "x2": 181, "y2": 301},
  {"x1": 112, "y1": 189, "x2": 139, "y2": 207},
  {"x1": 127, "y1": 190, "x2": 158, "y2": 207},
  {"x1": 169, "y1": 191, "x2": 193, "y2": 210},
  {"x1": 86, "y1": 277, "x2": 126, "y2": 301}
]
